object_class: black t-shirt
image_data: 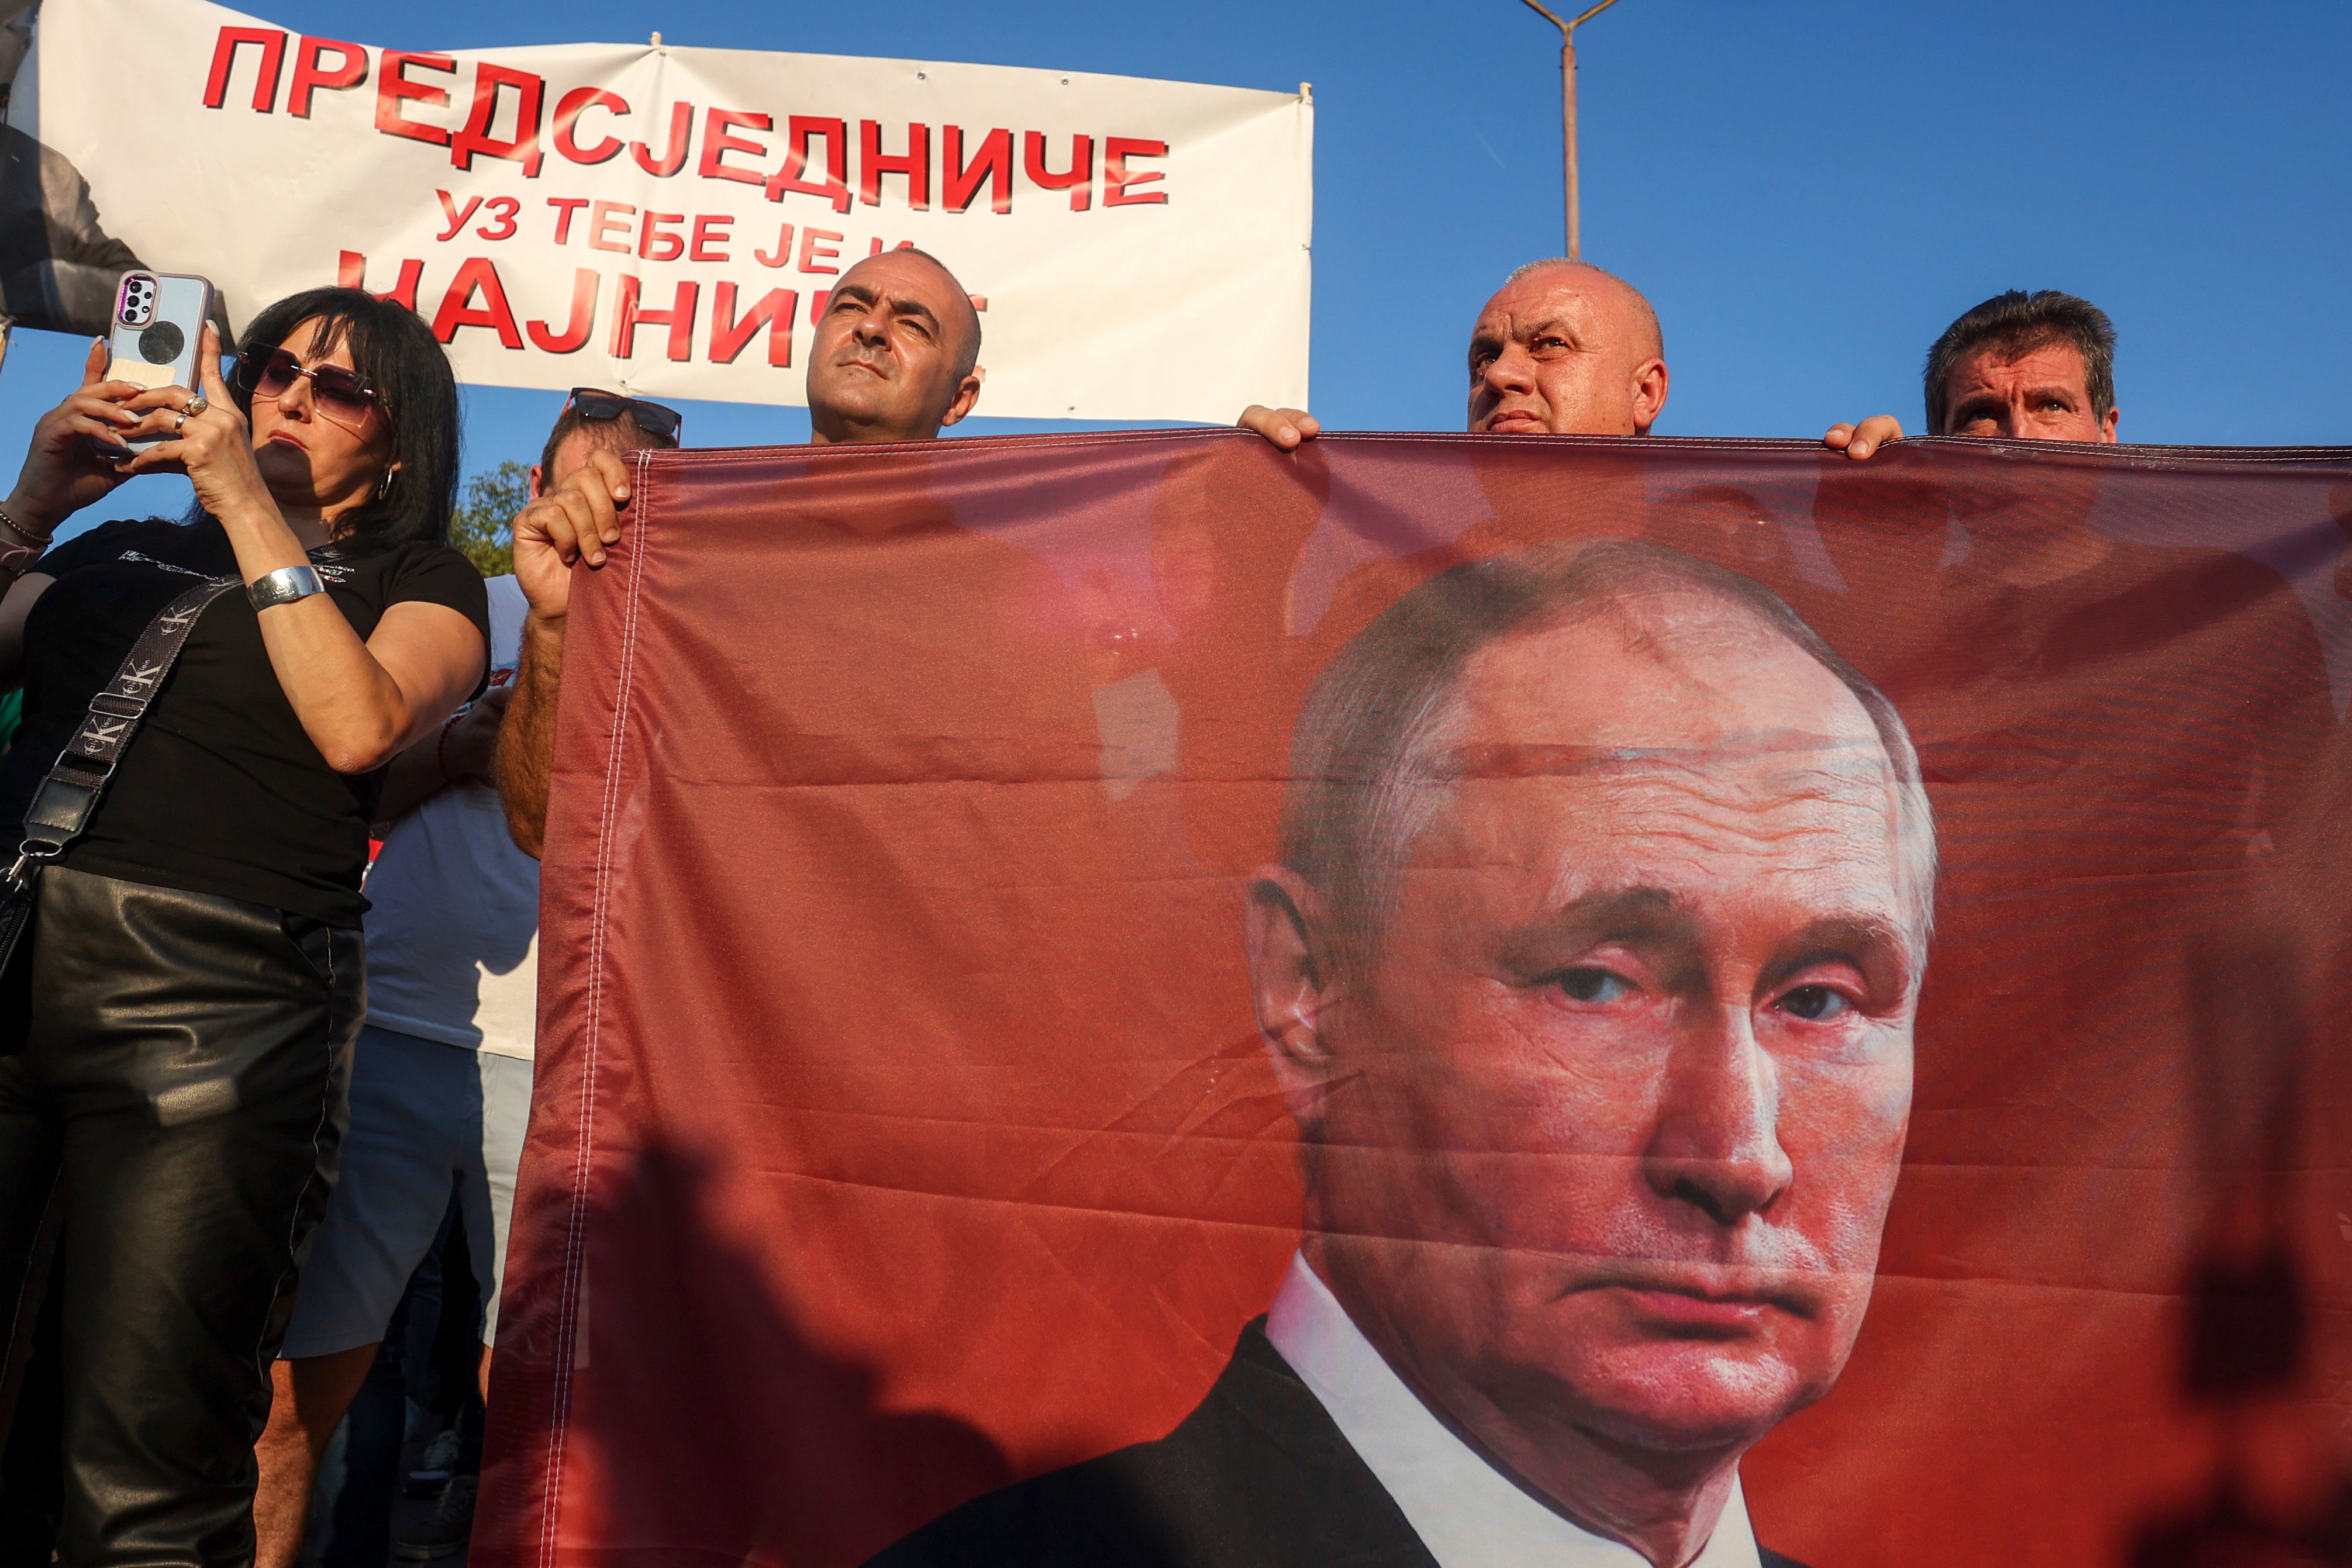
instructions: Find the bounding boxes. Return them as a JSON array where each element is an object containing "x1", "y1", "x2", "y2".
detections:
[{"x1": 0, "y1": 517, "x2": 491, "y2": 926}]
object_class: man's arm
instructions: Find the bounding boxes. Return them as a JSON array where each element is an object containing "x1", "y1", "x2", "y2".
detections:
[
  {"x1": 375, "y1": 686, "x2": 509, "y2": 829},
  {"x1": 495, "y1": 617, "x2": 561, "y2": 858},
  {"x1": 491, "y1": 446, "x2": 633, "y2": 860},
  {"x1": 375, "y1": 737, "x2": 449, "y2": 831}
]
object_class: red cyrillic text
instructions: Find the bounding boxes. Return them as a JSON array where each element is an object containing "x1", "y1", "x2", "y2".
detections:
[
  {"x1": 204, "y1": 27, "x2": 285, "y2": 112},
  {"x1": 610, "y1": 276, "x2": 699, "y2": 360},
  {"x1": 375, "y1": 52, "x2": 457, "y2": 146},
  {"x1": 710, "y1": 283, "x2": 796, "y2": 367},
  {"x1": 288, "y1": 37, "x2": 367, "y2": 118}
]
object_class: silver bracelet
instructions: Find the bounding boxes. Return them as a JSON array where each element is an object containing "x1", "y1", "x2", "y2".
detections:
[
  {"x1": 0, "y1": 503, "x2": 51, "y2": 550},
  {"x1": 247, "y1": 564, "x2": 326, "y2": 611}
]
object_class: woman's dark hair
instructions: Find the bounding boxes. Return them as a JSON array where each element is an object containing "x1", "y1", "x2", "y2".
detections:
[{"x1": 225, "y1": 287, "x2": 460, "y2": 557}]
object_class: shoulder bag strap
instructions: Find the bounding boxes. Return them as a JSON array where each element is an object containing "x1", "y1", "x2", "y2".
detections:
[{"x1": 15, "y1": 574, "x2": 243, "y2": 869}]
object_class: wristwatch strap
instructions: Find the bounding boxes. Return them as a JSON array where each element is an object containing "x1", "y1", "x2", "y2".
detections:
[{"x1": 248, "y1": 564, "x2": 325, "y2": 611}]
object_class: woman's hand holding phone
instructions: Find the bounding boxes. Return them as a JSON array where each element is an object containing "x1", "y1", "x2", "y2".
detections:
[
  {"x1": 122, "y1": 326, "x2": 275, "y2": 529},
  {"x1": 2, "y1": 338, "x2": 148, "y2": 536}
]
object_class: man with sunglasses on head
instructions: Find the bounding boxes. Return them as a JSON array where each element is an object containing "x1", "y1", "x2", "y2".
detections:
[
  {"x1": 495, "y1": 245, "x2": 984, "y2": 856},
  {"x1": 251, "y1": 390, "x2": 679, "y2": 1568}
]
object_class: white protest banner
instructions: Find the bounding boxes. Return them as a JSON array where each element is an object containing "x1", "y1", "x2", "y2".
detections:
[{"x1": 13, "y1": 0, "x2": 1312, "y2": 420}]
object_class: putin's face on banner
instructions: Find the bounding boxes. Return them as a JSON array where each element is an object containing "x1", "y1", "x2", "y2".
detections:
[{"x1": 1250, "y1": 565, "x2": 1929, "y2": 1492}]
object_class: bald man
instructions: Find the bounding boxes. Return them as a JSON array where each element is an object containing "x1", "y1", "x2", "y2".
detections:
[{"x1": 1243, "y1": 259, "x2": 1879, "y2": 455}]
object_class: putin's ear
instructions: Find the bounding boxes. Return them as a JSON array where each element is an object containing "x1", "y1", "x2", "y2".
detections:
[
  {"x1": 1246, "y1": 866, "x2": 1345, "y2": 1111},
  {"x1": 2097, "y1": 404, "x2": 2120, "y2": 444},
  {"x1": 527, "y1": 462, "x2": 546, "y2": 500},
  {"x1": 1630, "y1": 357, "x2": 1670, "y2": 436}
]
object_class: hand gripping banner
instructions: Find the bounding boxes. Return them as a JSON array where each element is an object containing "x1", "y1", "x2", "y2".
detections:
[
  {"x1": 485, "y1": 431, "x2": 2352, "y2": 1568},
  {"x1": 8, "y1": 0, "x2": 1311, "y2": 420}
]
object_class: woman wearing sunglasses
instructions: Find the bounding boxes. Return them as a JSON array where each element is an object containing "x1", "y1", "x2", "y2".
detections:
[{"x1": 0, "y1": 286, "x2": 487, "y2": 1562}]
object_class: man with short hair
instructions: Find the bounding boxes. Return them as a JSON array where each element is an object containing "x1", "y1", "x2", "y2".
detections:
[
  {"x1": 250, "y1": 393, "x2": 680, "y2": 1568},
  {"x1": 496, "y1": 244, "x2": 984, "y2": 855},
  {"x1": 1248, "y1": 258, "x2": 1887, "y2": 457},
  {"x1": 1924, "y1": 288, "x2": 2118, "y2": 443},
  {"x1": 870, "y1": 539, "x2": 1936, "y2": 1568},
  {"x1": 1822, "y1": 288, "x2": 2120, "y2": 456}
]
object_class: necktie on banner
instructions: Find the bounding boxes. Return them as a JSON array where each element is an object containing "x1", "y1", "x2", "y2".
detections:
[
  {"x1": 483, "y1": 431, "x2": 2352, "y2": 1568},
  {"x1": 9, "y1": 0, "x2": 1311, "y2": 422}
]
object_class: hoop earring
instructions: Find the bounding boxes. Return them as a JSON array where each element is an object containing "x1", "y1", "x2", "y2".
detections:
[{"x1": 374, "y1": 468, "x2": 395, "y2": 501}]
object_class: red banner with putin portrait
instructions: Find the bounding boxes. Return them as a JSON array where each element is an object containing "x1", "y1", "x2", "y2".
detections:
[{"x1": 478, "y1": 431, "x2": 2352, "y2": 1568}]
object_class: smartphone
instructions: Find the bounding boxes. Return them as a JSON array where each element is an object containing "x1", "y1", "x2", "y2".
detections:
[{"x1": 101, "y1": 270, "x2": 216, "y2": 460}]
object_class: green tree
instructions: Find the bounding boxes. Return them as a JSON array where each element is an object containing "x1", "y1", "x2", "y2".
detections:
[{"x1": 448, "y1": 461, "x2": 533, "y2": 577}]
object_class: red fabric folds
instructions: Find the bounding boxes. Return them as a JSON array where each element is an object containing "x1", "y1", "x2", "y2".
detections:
[{"x1": 477, "y1": 431, "x2": 2352, "y2": 1568}]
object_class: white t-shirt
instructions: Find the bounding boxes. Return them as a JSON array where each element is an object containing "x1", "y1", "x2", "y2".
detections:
[{"x1": 361, "y1": 574, "x2": 540, "y2": 1060}]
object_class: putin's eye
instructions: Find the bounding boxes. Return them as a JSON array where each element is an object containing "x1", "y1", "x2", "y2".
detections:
[
  {"x1": 1779, "y1": 985, "x2": 1851, "y2": 1021},
  {"x1": 1554, "y1": 966, "x2": 1634, "y2": 1004}
]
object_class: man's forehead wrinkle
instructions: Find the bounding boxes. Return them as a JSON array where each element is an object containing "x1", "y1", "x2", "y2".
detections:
[
  {"x1": 1398, "y1": 737, "x2": 1922, "y2": 955},
  {"x1": 1444, "y1": 730, "x2": 1894, "y2": 785},
  {"x1": 1458, "y1": 612, "x2": 1884, "y2": 768},
  {"x1": 834, "y1": 279, "x2": 936, "y2": 321},
  {"x1": 1498, "y1": 583, "x2": 1776, "y2": 665},
  {"x1": 1521, "y1": 798, "x2": 1903, "y2": 893},
  {"x1": 1507, "y1": 264, "x2": 1658, "y2": 357},
  {"x1": 1582, "y1": 588, "x2": 1817, "y2": 674},
  {"x1": 1416, "y1": 766, "x2": 1908, "y2": 896},
  {"x1": 843, "y1": 255, "x2": 965, "y2": 309},
  {"x1": 1513, "y1": 311, "x2": 1585, "y2": 347}
]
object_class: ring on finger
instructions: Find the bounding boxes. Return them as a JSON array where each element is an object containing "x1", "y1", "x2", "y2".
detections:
[
  {"x1": 182, "y1": 393, "x2": 210, "y2": 418},
  {"x1": 173, "y1": 412, "x2": 188, "y2": 432}
]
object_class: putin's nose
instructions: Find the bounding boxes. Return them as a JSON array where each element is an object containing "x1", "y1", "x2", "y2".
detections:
[{"x1": 1642, "y1": 1006, "x2": 1794, "y2": 1227}]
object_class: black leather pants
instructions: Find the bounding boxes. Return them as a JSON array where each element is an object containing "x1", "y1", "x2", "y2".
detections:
[{"x1": 0, "y1": 867, "x2": 361, "y2": 1566}]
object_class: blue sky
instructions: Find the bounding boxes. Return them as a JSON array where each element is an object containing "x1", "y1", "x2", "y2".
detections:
[{"x1": 14, "y1": 0, "x2": 2349, "y2": 531}]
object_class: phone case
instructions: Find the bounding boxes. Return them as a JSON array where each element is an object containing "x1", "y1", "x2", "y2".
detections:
[{"x1": 106, "y1": 271, "x2": 215, "y2": 451}]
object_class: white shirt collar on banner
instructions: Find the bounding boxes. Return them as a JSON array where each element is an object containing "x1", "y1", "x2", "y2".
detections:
[{"x1": 1263, "y1": 1252, "x2": 1763, "y2": 1568}]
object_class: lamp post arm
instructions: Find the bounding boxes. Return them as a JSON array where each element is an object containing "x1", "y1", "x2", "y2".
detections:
[
  {"x1": 1516, "y1": 0, "x2": 1571, "y2": 34},
  {"x1": 1515, "y1": 0, "x2": 1627, "y2": 262}
]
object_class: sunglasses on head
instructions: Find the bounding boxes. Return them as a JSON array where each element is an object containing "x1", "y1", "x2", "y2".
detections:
[
  {"x1": 245, "y1": 347, "x2": 381, "y2": 424},
  {"x1": 567, "y1": 388, "x2": 683, "y2": 443}
]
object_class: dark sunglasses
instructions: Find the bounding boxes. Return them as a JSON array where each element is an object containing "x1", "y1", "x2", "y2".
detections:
[
  {"x1": 568, "y1": 388, "x2": 683, "y2": 443},
  {"x1": 245, "y1": 347, "x2": 381, "y2": 423}
]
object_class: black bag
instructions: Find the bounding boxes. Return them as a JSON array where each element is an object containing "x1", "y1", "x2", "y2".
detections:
[{"x1": 0, "y1": 574, "x2": 242, "y2": 979}]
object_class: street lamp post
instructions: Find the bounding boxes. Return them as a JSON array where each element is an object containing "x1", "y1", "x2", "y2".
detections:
[{"x1": 1516, "y1": 0, "x2": 1628, "y2": 262}]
